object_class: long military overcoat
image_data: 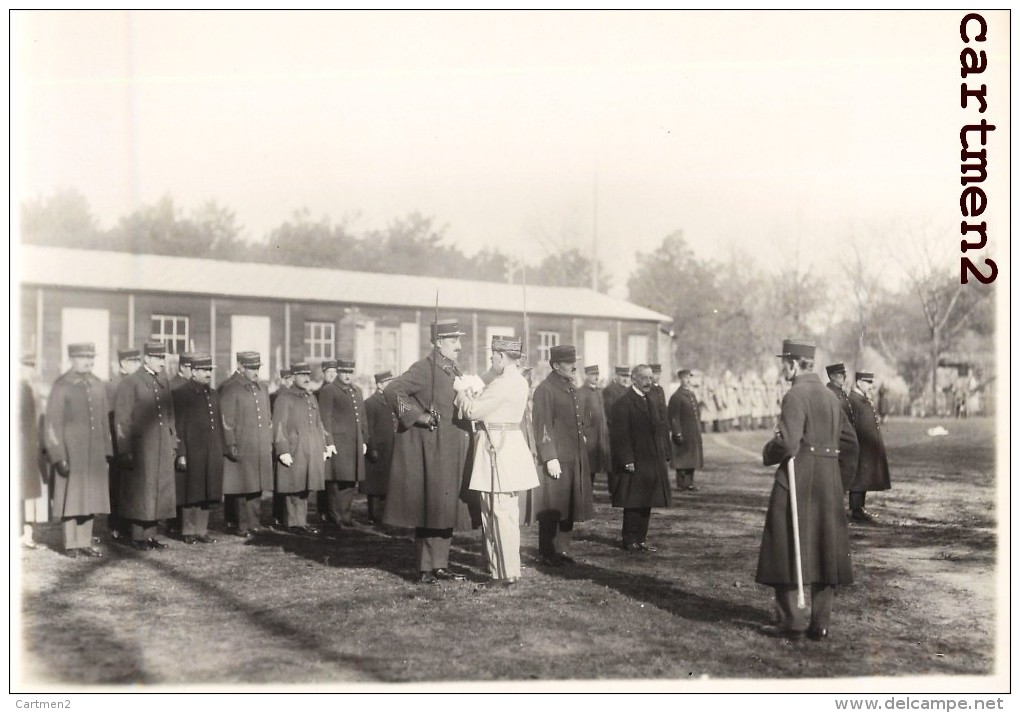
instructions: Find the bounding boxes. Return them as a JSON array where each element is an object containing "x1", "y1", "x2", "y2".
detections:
[
  {"x1": 363, "y1": 389, "x2": 396, "y2": 496},
  {"x1": 530, "y1": 371, "x2": 594, "y2": 522},
  {"x1": 580, "y1": 384, "x2": 611, "y2": 474},
  {"x1": 848, "y1": 390, "x2": 891, "y2": 493},
  {"x1": 21, "y1": 379, "x2": 44, "y2": 500},
  {"x1": 220, "y1": 375, "x2": 274, "y2": 495},
  {"x1": 382, "y1": 352, "x2": 472, "y2": 530},
  {"x1": 114, "y1": 368, "x2": 176, "y2": 520},
  {"x1": 608, "y1": 388, "x2": 672, "y2": 509},
  {"x1": 319, "y1": 381, "x2": 368, "y2": 484},
  {"x1": 755, "y1": 372, "x2": 856, "y2": 587},
  {"x1": 601, "y1": 381, "x2": 628, "y2": 428},
  {"x1": 272, "y1": 385, "x2": 332, "y2": 494},
  {"x1": 172, "y1": 381, "x2": 225, "y2": 506},
  {"x1": 45, "y1": 371, "x2": 112, "y2": 518},
  {"x1": 667, "y1": 386, "x2": 704, "y2": 470},
  {"x1": 825, "y1": 383, "x2": 860, "y2": 490}
]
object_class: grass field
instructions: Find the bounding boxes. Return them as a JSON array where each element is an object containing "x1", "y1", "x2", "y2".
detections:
[{"x1": 15, "y1": 417, "x2": 1003, "y2": 690}]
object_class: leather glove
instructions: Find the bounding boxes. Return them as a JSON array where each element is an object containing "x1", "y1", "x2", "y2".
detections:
[
  {"x1": 225, "y1": 444, "x2": 240, "y2": 462},
  {"x1": 54, "y1": 460, "x2": 70, "y2": 478},
  {"x1": 414, "y1": 412, "x2": 437, "y2": 429},
  {"x1": 174, "y1": 456, "x2": 187, "y2": 472},
  {"x1": 672, "y1": 433, "x2": 685, "y2": 445},
  {"x1": 279, "y1": 453, "x2": 293, "y2": 467},
  {"x1": 119, "y1": 452, "x2": 135, "y2": 470},
  {"x1": 546, "y1": 458, "x2": 562, "y2": 479}
]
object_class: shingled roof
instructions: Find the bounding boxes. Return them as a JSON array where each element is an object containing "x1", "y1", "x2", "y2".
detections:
[{"x1": 19, "y1": 245, "x2": 670, "y2": 322}]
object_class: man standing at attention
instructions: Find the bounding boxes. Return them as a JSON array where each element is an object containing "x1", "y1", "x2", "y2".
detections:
[
  {"x1": 825, "y1": 362, "x2": 859, "y2": 493},
  {"x1": 106, "y1": 348, "x2": 141, "y2": 540},
  {"x1": 318, "y1": 359, "x2": 369, "y2": 527},
  {"x1": 531, "y1": 345, "x2": 593, "y2": 567},
  {"x1": 602, "y1": 365, "x2": 630, "y2": 428},
  {"x1": 45, "y1": 343, "x2": 112, "y2": 558},
  {"x1": 579, "y1": 365, "x2": 611, "y2": 487},
  {"x1": 756, "y1": 339, "x2": 856, "y2": 641},
  {"x1": 383, "y1": 319, "x2": 472, "y2": 585},
  {"x1": 364, "y1": 371, "x2": 397, "y2": 524},
  {"x1": 668, "y1": 368, "x2": 704, "y2": 492},
  {"x1": 847, "y1": 370, "x2": 891, "y2": 524}
]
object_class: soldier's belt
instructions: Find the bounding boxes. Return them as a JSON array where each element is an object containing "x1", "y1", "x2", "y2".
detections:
[
  {"x1": 803, "y1": 444, "x2": 840, "y2": 458},
  {"x1": 483, "y1": 422, "x2": 521, "y2": 431}
]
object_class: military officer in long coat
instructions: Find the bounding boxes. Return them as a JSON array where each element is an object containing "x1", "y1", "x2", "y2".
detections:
[
  {"x1": 364, "y1": 371, "x2": 397, "y2": 523},
  {"x1": 579, "y1": 365, "x2": 611, "y2": 487},
  {"x1": 220, "y1": 351, "x2": 274, "y2": 536},
  {"x1": 668, "y1": 368, "x2": 704, "y2": 491},
  {"x1": 608, "y1": 364, "x2": 672, "y2": 552},
  {"x1": 318, "y1": 359, "x2": 369, "y2": 526},
  {"x1": 169, "y1": 353, "x2": 196, "y2": 392},
  {"x1": 272, "y1": 362, "x2": 335, "y2": 533},
  {"x1": 847, "y1": 370, "x2": 891, "y2": 524},
  {"x1": 270, "y1": 367, "x2": 293, "y2": 527},
  {"x1": 602, "y1": 366, "x2": 630, "y2": 428},
  {"x1": 45, "y1": 343, "x2": 112, "y2": 557},
  {"x1": 114, "y1": 341, "x2": 176, "y2": 551},
  {"x1": 383, "y1": 319, "x2": 473, "y2": 585},
  {"x1": 825, "y1": 362, "x2": 860, "y2": 492},
  {"x1": 462, "y1": 336, "x2": 541, "y2": 588},
  {"x1": 171, "y1": 355, "x2": 223, "y2": 544},
  {"x1": 531, "y1": 344, "x2": 593, "y2": 567},
  {"x1": 217, "y1": 351, "x2": 250, "y2": 394},
  {"x1": 756, "y1": 339, "x2": 857, "y2": 641},
  {"x1": 106, "y1": 348, "x2": 141, "y2": 539}
]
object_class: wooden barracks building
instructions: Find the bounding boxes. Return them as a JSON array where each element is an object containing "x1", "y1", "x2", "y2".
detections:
[{"x1": 19, "y1": 245, "x2": 672, "y2": 392}]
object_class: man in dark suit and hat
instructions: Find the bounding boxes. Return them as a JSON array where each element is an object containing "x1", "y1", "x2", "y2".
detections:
[
  {"x1": 847, "y1": 370, "x2": 891, "y2": 524},
  {"x1": 531, "y1": 344, "x2": 593, "y2": 567},
  {"x1": 668, "y1": 368, "x2": 704, "y2": 491},
  {"x1": 383, "y1": 319, "x2": 473, "y2": 584},
  {"x1": 756, "y1": 338, "x2": 857, "y2": 640}
]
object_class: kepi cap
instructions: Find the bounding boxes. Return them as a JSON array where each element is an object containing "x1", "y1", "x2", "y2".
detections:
[
  {"x1": 583, "y1": 365, "x2": 599, "y2": 375},
  {"x1": 143, "y1": 341, "x2": 166, "y2": 357},
  {"x1": 491, "y1": 335, "x2": 522, "y2": 354},
  {"x1": 117, "y1": 348, "x2": 141, "y2": 362},
  {"x1": 374, "y1": 370, "x2": 394, "y2": 384},
  {"x1": 430, "y1": 319, "x2": 466, "y2": 341},
  {"x1": 614, "y1": 366, "x2": 629, "y2": 376},
  {"x1": 179, "y1": 352, "x2": 197, "y2": 367},
  {"x1": 549, "y1": 345, "x2": 578, "y2": 363},
  {"x1": 320, "y1": 360, "x2": 338, "y2": 371},
  {"x1": 855, "y1": 371, "x2": 874, "y2": 382},
  {"x1": 279, "y1": 368, "x2": 292, "y2": 378},
  {"x1": 826, "y1": 362, "x2": 846, "y2": 376},
  {"x1": 677, "y1": 368, "x2": 692, "y2": 378},
  {"x1": 649, "y1": 363, "x2": 662, "y2": 373},
  {"x1": 190, "y1": 354, "x2": 214, "y2": 370},
  {"x1": 68, "y1": 342, "x2": 97, "y2": 357},
  {"x1": 337, "y1": 359, "x2": 356, "y2": 373},
  {"x1": 777, "y1": 338, "x2": 815, "y2": 359},
  {"x1": 290, "y1": 362, "x2": 311, "y2": 375},
  {"x1": 239, "y1": 351, "x2": 261, "y2": 368}
]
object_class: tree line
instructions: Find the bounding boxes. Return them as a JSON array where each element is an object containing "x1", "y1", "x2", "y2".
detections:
[{"x1": 21, "y1": 189, "x2": 995, "y2": 414}]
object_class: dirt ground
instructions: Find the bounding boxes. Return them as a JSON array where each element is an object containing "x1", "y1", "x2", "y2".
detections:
[{"x1": 14, "y1": 417, "x2": 1004, "y2": 691}]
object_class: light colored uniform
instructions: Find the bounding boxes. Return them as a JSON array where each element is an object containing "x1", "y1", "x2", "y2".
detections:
[{"x1": 463, "y1": 365, "x2": 540, "y2": 581}]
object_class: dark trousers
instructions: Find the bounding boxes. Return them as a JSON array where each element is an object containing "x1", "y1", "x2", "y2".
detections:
[
  {"x1": 849, "y1": 491, "x2": 867, "y2": 511},
  {"x1": 225, "y1": 493, "x2": 261, "y2": 532},
  {"x1": 537, "y1": 514, "x2": 574, "y2": 557},
  {"x1": 676, "y1": 469, "x2": 695, "y2": 489},
  {"x1": 131, "y1": 520, "x2": 159, "y2": 542},
  {"x1": 622, "y1": 507, "x2": 651, "y2": 546},
  {"x1": 367, "y1": 494, "x2": 386, "y2": 522},
  {"x1": 281, "y1": 491, "x2": 309, "y2": 527},
  {"x1": 108, "y1": 463, "x2": 123, "y2": 535},
  {"x1": 414, "y1": 527, "x2": 453, "y2": 571},
  {"x1": 324, "y1": 481, "x2": 357, "y2": 524},
  {"x1": 773, "y1": 584, "x2": 835, "y2": 632}
]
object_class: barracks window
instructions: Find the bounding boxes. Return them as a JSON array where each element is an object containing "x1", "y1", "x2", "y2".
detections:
[
  {"x1": 304, "y1": 321, "x2": 336, "y2": 360},
  {"x1": 151, "y1": 315, "x2": 189, "y2": 355}
]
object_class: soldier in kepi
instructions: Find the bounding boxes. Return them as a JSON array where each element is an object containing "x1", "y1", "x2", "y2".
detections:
[
  {"x1": 579, "y1": 364, "x2": 611, "y2": 488},
  {"x1": 318, "y1": 359, "x2": 369, "y2": 527},
  {"x1": 847, "y1": 370, "x2": 891, "y2": 524},
  {"x1": 364, "y1": 370, "x2": 397, "y2": 524},
  {"x1": 45, "y1": 342, "x2": 112, "y2": 558},
  {"x1": 531, "y1": 344, "x2": 593, "y2": 567},
  {"x1": 383, "y1": 319, "x2": 473, "y2": 585},
  {"x1": 460, "y1": 336, "x2": 541, "y2": 589}
]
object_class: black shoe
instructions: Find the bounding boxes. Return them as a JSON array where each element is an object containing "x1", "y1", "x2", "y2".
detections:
[
  {"x1": 540, "y1": 554, "x2": 564, "y2": 567},
  {"x1": 433, "y1": 568, "x2": 467, "y2": 581},
  {"x1": 686, "y1": 485, "x2": 698, "y2": 492},
  {"x1": 182, "y1": 535, "x2": 197, "y2": 545},
  {"x1": 556, "y1": 552, "x2": 576, "y2": 564},
  {"x1": 760, "y1": 625, "x2": 806, "y2": 640},
  {"x1": 622, "y1": 542, "x2": 642, "y2": 552},
  {"x1": 477, "y1": 578, "x2": 517, "y2": 592},
  {"x1": 131, "y1": 540, "x2": 151, "y2": 551},
  {"x1": 418, "y1": 571, "x2": 439, "y2": 585},
  {"x1": 808, "y1": 627, "x2": 829, "y2": 641},
  {"x1": 195, "y1": 534, "x2": 218, "y2": 544},
  {"x1": 851, "y1": 509, "x2": 878, "y2": 524},
  {"x1": 636, "y1": 542, "x2": 658, "y2": 553},
  {"x1": 79, "y1": 546, "x2": 104, "y2": 558},
  {"x1": 147, "y1": 538, "x2": 169, "y2": 550},
  {"x1": 64, "y1": 548, "x2": 79, "y2": 559}
]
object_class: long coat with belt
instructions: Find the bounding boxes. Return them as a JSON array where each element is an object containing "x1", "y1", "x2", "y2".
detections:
[
  {"x1": 21, "y1": 379, "x2": 44, "y2": 500},
  {"x1": 825, "y1": 383, "x2": 860, "y2": 490},
  {"x1": 580, "y1": 383, "x2": 611, "y2": 474},
  {"x1": 608, "y1": 388, "x2": 673, "y2": 509},
  {"x1": 114, "y1": 368, "x2": 176, "y2": 521},
  {"x1": 382, "y1": 351, "x2": 472, "y2": 530},
  {"x1": 45, "y1": 371, "x2": 112, "y2": 518},
  {"x1": 462, "y1": 366, "x2": 541, "y2": 494},
  {"x1": 272, "y1": 385, "x2": 332, "y2": 494},
  {"x1": 318, "y1": 381, "x2": 369, "y2": 484},
  {"x1": 755, "y1": 372, "x2": 856, "y2": 587},
  {"x1": 172, "y1": 380, "x2": 225, "y2": 506},
  {"x1": 531, "y1": 371, "x2": 594, "y2": 522},
  {"x1": 848, "y1": 389, "x2": 891, "y2": 493},
  {"x1": 220, "y1": 374, "x2": 274, "y2": 495},
  {"x1": 667, "y1": 386, "x2": 704, "y2": 470},
  {"x1": 363, "y1": 389, "x2": 396, "y2": 496}
]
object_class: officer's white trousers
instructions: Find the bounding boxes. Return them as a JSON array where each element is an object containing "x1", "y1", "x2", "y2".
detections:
[{"x1": 479, "y1": 491, "x2": 521, "y2": 581}]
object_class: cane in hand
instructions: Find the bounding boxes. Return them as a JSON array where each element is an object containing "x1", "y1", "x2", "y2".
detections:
[{"x1": 787, "y1": 457, "x2": 806, "y2": 609}]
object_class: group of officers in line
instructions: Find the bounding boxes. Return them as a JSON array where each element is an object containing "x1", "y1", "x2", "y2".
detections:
[{"x1": 22, "y1": 320, "x2": 890, "y2": 636}]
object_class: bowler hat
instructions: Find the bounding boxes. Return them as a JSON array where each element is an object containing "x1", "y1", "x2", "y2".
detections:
[
  {"x1": 549, "y1": 345, "x2": 578, "y2": 363},
  {"x1": 777, "y1": 338, "x2": 815, "y2": 359},
  {"x1": 430, "y1": 319, "x2": 466, "y2": 341},
  {"x1": 826, "y1": 362, "x2": 846, "y2": 376},
  {"x1": 143, "y1": 341, "x2": 166, "y2": 357},
  {"x1": 290, "y1": 362, "x2": 311, "y2": 375}
]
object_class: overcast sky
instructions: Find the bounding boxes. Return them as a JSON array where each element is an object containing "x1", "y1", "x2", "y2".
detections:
[{"x1": 11, "y1": 10, "x2": 1009, "y2": 297}]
